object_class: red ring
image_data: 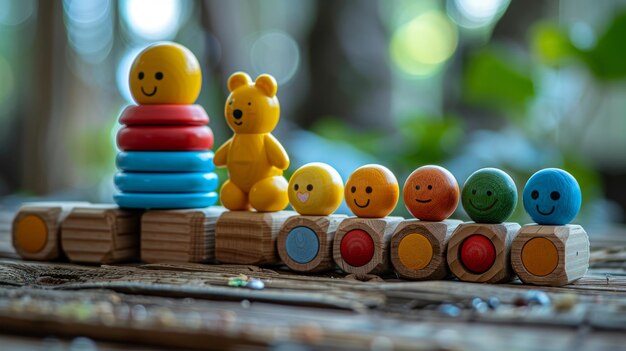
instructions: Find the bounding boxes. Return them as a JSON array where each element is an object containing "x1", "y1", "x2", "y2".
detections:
[
  {"x1": 119, "y1": 105, "x2": 209, "y2": 126},
  {"x1": 340, "y1": 229, "x2": 375, "y2": 267},
  {"x1": 117, "y1": 126, "x2": 214, "y2": 151}
]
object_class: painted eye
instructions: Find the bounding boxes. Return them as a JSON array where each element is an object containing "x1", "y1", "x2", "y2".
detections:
[
  {"x1": 472, "y1": 189, "x2": 477, "y2": 195},
  {"x1": 365, "y1": 186, "x2": 372, "y2": 194},
  {"x1": 248, "y1": 102, "x2": 252, "y2": 105},
  {"x1": 486, "y1": 190, "x2": 492, "y2": 196},
  {"x1": 531, "y1": 190, "x2": 539, "y2": 200},
  {"x1": 415, "y1": 185, "x2": 421, "y2": 190},
  {"x1": 351, "y1": 186, "x2": 356, "y2": 193},
  {"x1": 138, "y1": 72, "x2": 144, "y2": 80},
  {"x1": 427, "y1": 185, "x2": 433, "y2": 190},
  {"x1": 294, "y1": 184, "x2": 299, "y2": 191},
  {"x1": 550, "y1": 191, "x2": 560, "y2": 201},
  {"x1": 155, "y1": 72, "x2": 164, "y2": 80},
  {"x1": 307, "y1": 184, "x2": 313, "y2": 191},
  {"x1": 229, "y1": 100, "x2": 233, "y2": 105}
]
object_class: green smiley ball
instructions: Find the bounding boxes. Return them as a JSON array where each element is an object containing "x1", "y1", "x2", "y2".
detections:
[{"x1": 461, "y1": 168, "x2": 518, "y2": 223}]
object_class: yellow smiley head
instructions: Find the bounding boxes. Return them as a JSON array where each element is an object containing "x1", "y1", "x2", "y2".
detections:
[
  {"x1": 345, "y1": 164, "x2": 399, "y2": 218},
  {"x1": 288, "y1": 162, "x2": 344, "y2": 216},
  {"x1": 129, "y1": 42, "x2": 202, "y2": 105}
]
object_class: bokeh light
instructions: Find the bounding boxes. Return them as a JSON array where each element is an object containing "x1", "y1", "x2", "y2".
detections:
[
  {"x1": 121, "y1": 0, "x2": 182, "y2": 41},
  {"x1": 390, "y1": 10, "x2": 458, "y2": 77},
  {"x1": 116, "y1": 46, "x2": 145, "y2": 104},
  {"x1": 0, "y1": 0, "x2": 36, "y2": 27},
  {"x1": 250, "y1": 31, "x2": 300, "y2": 85},
  {"x1": 63, "y1": 0, "x2": 113, "y2": 63},
  {"x1": 451, "y1": 0, "x2": 510, "y2": 29}
]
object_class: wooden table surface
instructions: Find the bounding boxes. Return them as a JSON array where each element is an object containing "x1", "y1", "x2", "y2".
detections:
[{"x1": 1, "y1": 223, "x2": 626, "y2": 350}]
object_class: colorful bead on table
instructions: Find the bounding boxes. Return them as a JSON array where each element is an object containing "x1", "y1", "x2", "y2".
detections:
[
  {"x1": 214, "y1": 72, "x2": 293, "y2": 265},
  {"x1": 391, "y1": 165, "x2": 462, "y2": 280},
  {"x1": 447, "y1": 168, "x2": 521, "y2": 283},
  {"x1": 333, "y1": 165, "x2": 402, "y2": 276},
  {"x1": 278, "y1": 163, "x2": 347, "y2": 272},
  {"x1": 511, "y1": 168, "x2": 590, "y2": 286},
  {"x1": 113, "y1": 42, "x2": 218, "y2": 210}
]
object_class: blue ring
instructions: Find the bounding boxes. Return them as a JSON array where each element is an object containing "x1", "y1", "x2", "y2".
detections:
[
  {"x1": 114, "y1": 172, "x2": 218, "y2": 193},
  {"x1": 116, "y1": 151, "x2": 215, "y2": 172},
  {"x1": 114, "y1": 192, "x2": 218, "y2": 209},
  {"x1": 285, "y1": 226, "x2": 320, "y2": 264}
]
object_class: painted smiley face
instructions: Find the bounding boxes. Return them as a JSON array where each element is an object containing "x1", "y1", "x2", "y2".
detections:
[
  {"x1": 345, "y1": 164, "x2": 399, "y2": 218},
  {"x1": 288, "y1": 162, "x2": 344, "y2": 216},
  {"x1": 523, "y1": 168, "x2": 581, "y2": 225},
  {"x1": 461, "y1": 168, "x2": 517, "y2": 223},
  {"x1": 403, "y1": 165, "x2": 460, "y2": 221},
  {"x1": 129, "y1": 42, "x2": 202, "y2": 105}
]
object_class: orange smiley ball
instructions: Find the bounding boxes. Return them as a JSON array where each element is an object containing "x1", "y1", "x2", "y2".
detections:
[
  {"x1": 345, "y1": 164, "x2": 399, "y2": 218},
  {"x1": 403, "y1": 165, "x2": 459, "y2": 221}
]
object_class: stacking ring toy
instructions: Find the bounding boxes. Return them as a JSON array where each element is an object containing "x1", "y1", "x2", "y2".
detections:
[
  {"x1": 117, "y1": 126, "x2": 214, "y2": 151},
  {"x1": 114, "y1": 192, "x2": 218, "y2": 209},
  {"x1": 119, "y1": 105, "x2": 209, "y2": 126},
  {"x1": 114, "y1": 172, "x2": 218, "y2": 193},
  {"x1": 116, "y1": 151, "x2": 215, "y2": 172}
]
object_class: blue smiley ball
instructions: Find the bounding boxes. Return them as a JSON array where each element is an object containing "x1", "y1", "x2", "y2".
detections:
[{"x1": 523, "y1": 168, "x2": 581, "y2": 225}]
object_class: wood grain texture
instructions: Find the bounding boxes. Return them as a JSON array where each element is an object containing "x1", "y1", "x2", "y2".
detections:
[
  {"x1": 277, "y1": 214, "x2": 347, "y2": 272},
  {"x1": 215, "y1": 210, "x2": 296, "y2": 265},
  {"x1": 447, "y1": 222, "x2": 521, "y2": 283},
  {"x1": 333, "y1": 217, "x2": 403, "y2": 275},
  {"x1": 511, "y1": 224, "x2": 590, "y2": 286},
  {"x1": 61, "y1": 205, "x2": 142, "y2": 264},
  {"x1": 12, "y1": 202, "x2": 89, "y2": 261},
  {"x1": 141, "y1": 207, "x2": 226, "y2": 263},
  {"x1": 390, "y1": 219, "x2": 461, "y2": 280}
]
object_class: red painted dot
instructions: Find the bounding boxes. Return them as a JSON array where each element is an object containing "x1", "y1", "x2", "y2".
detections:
[
  {"x1": 460, "y1": 234, "x2": 496, "y2": 274},
  {"x1": 340, "y1": 229, "x2": 375, "y2": 267}
]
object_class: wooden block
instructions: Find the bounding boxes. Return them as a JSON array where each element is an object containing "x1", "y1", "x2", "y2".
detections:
[
  {"x1": 141, "y1": 206, "x2": 226, "y2": 263},
  {"x1": 277, "y1": 214, "x2": 347, "y2": 273},
  {"x1": 215, "y1": 211, "x2": 296, "y2": 265},
  {"x1": 390, "y1": 219, "x2": 462, "y2": 280},
  {"x1": 12, "y1": 202, "x2": 89, "y2": 261},
  {"x1": 511, "y1": 224, "x2": 589, "y2": 286},
  {"x1": 332, "y1": 216, "x2": 403, "y2": 275},
  {"x1": 447, "y1": 222, "x2": 521, "y2": 283},
  {"x1": 61, "y1": 204, "x2": 142, "y2": 264}
]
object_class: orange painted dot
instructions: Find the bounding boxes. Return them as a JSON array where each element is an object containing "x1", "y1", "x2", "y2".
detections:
[
  {"x1": 14, "y1": 215, "x2": 48, "y2": 253},
  {"x1": 521, "y1": 237, "x2": 558, "y2": 276},
  {"x1": 398, "y1": 233, "x2": 433, "y2": 270}
]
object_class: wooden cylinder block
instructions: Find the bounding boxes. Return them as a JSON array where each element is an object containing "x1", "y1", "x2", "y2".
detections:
[
  {"x1": 332, "y1": 217, "x2": 403, "y2": 275},
  {"x1": 511, "y1": 224, "x2": 589, "y2": 286},
  {"x1": 61, "y1": 205, "x2": 142, "y2": 264},
  {"x1": 141, "y1": 207, "x2": 226, "y2": 263},
  {"x1": 277, "y1": 214, "x2": 347, "y2": 273},
  {"x1": 215, "y1": 211, "x2": 296, "y2": 265},
  {"x1": 390, "y1": 219, "x2": 461, "y2": 280},
  {"x1": 12, "y1": 202, "x2": 89, "y2": 261},
  {"x1": 447, "y1": 222, "x2": 521, "y2": 283}
]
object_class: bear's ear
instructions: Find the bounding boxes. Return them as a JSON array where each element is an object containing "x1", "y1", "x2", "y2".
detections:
[
  {"x1": 228, "y1": 72, "x2": 252, "y2": 92},
  {"x1": 254, "y1": 74, "x2": 278, "y2": 97}
]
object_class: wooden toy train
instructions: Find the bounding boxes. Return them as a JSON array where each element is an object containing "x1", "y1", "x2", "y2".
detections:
[{"x1": 10, "y1": 42, "x2": 590, "y2": 287}]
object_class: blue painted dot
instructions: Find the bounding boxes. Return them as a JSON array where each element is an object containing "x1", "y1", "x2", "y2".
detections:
[
  {"x1": 523, "y1": 168, "x2": 581, "y2": 225},
  {"x1": 285, "y1": 226, "x2": 319, "y2": 264}
]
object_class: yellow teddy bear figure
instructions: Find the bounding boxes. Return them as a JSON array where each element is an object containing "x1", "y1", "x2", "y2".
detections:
[{"x1": 214, "y1": 72, "x2": 290, "y2": 212}]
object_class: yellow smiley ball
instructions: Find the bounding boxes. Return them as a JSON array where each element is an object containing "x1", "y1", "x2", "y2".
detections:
[
  {"x1": 288, "y1": 162, "x2": 344, "y2": 216},
  {"x1": 129, "y1": 42, "x2": 202, "y2": 105}
]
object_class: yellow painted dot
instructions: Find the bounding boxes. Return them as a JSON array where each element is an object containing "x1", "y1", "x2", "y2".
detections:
[
  {"x1": 522, "y1": 237, "x2": 558, "y2": 276},
  {"x1": 15, "y1": 215, "x2": 48, "y2": 253},
  {"x1": 398, "y1": 233, "x2": 433, "y2": 270}
]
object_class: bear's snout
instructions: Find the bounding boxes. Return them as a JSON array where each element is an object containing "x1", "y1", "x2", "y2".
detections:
[{"x1": 233, "y1": 109, "x2": 243, "y2": 119}]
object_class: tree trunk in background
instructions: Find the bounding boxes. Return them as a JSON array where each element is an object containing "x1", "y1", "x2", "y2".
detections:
[{"x1": 18, "y1": 1, "x2": 68, "y2": 195}]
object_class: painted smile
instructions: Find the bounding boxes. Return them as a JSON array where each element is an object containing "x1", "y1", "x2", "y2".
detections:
[
  {"x1": 233, "y1": 121, "x2": 243, "y2": 126},
  {"x1": 354, "y1": 198, "x2": 370, "y2": 208},
  {"x1": 416, "y1": 198, "x2": 432, "y2": 203},
  {"x1": 469, "y1": 198, "x2": 498, "y2": 212},
  {"x1": 141, "y1": 86, "x2": 157, "y2": 97},
  {"x1": 297, "y1": 192, "x2": 309, "y2": 203},
  {"x1": 536, "y1": 205, "x2": 555, "y2": 216}
]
